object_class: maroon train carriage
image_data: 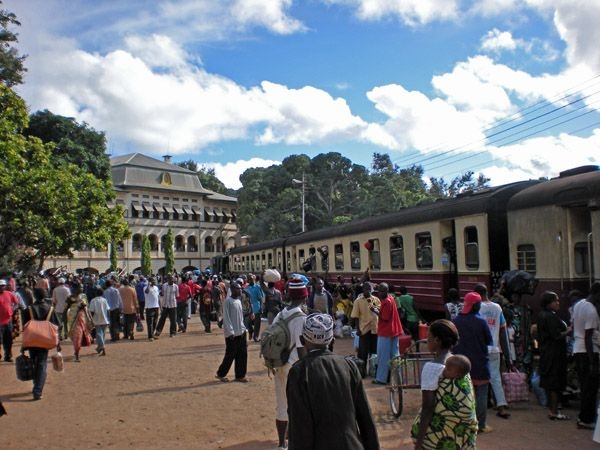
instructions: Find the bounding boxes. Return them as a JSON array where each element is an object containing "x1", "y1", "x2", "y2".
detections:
[{"x1": 228, "y1": 179, "x2": 539, "y2": 320}]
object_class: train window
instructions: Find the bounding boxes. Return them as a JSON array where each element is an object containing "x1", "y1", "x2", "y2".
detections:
[
  {"x1": 286, "y1": 251, "x2": 291, "y2": 271},
  {"x1": 416, "y1": 232, "x2": 433, "y2": 270},
  {"x1": 369, "y1": 239, "x2": 381, "y2": 270},
  {"x1": 517, "y1": 244, "x2": 536, "y2": 274},
  {"x1": 390, "y1": 236, "x2": 405, "y2": 270},
  {"x1": 464, "y1": 226, "x2": 480, "y2": 270},
  {"x1": 351, "y1": 241, "x2": 361, "y2": 270},
  {"x1": 335, "y1": 244, "x2": 344, "y2": 270},
  {"x1": 262, "y1": 253, "x2": 266, "y2": 270},
  {"x1": 574, "y1": 242, "x2": 591, "y2": 275},
  {"x1": 318, "y1": 245, "x2": 329, "y2": 271}
]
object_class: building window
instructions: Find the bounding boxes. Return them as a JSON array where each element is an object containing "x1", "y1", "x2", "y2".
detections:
[
  {"x1": 335, "y1": 244, "x2": 344, "y2": 270},
  {"x1": 350, "y1": 241, "x2": 361, "y2": 270},
  {"x1": 574, "y1": 242, "x2": 591, "y2": 275},
  {"x1": 517, "y1": 244, "x2": 536, "y2": 274},
  {"x1": 149, "y1": 234, "x2": 158, "y2": 251},
  {"x1": 175, "y1": 235, "x2": 185, "y2": 252},
  {"x1": 464, "y1": 226, "x2": 479, "y2": 270},
  {"x1": 132, "y1": 234, "x2": 142, "y2": 251},
  {"x1": 187, "y1": 236, "x2": 197, "y2": 252},
  {"x1": 416, "y1": 232, "x2": 433, "y2": 270},
  {"x1": 390, "y1": 236, "x2": 405, "y2": 270},
  {"x1": 205, "y1": 237, "x2": 214, "y2": 253}
]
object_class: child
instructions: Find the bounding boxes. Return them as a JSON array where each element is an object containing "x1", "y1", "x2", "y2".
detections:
[{"x1": 442, "y1": 354, "x2": 471, "y2": 379}]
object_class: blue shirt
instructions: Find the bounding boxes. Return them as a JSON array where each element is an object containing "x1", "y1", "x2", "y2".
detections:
[
  {"x1": 453, "y1": 312, "x2": 492, "y2": 381},
  {"x1": 244, "y1": 283, "x2": 264, "y2": 314},
  {"x1": 103, "y1": 286, "x2": 123, "y2": 311},
  {"x1": 135, "y1": 280, "x2": 147, "y2": 302}
]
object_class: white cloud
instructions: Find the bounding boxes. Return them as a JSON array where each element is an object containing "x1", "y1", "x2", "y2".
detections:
[
  {"x1": 203, "y1": 158, "x2": 281, "y2": 189},
  {"x1": 480, "y1": 29, "x2": 519, "y2": 52}
]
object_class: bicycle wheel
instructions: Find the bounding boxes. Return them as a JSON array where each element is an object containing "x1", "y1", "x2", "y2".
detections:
[{"x1": 389, "y1": 365, "x2": 403, "y2": 417}]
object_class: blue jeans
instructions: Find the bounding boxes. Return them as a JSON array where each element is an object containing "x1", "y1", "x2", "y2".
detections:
[
  {"x1": 95, "y1": 325, "x2": 107, "y2": 351},
  {"x1": 489, "y1": 352, "x2": 507, "y2": 407},
  {"x1": 29, "y1": 347, "x2": 48, "y2": 398},
  {"x1": 474, "y1": 383, "x2": 489, "y2": 429},
  {"x1": 0, "y1": 322, "x2": 13, "y2": 360},
  {"x1": 375, "y1": 335, "x2": 399, "y2": 383}
]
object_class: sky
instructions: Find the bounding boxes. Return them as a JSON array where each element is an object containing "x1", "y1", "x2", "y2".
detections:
[{"x1": 5, "y1": 0, "x2": 600, "y2": 189}]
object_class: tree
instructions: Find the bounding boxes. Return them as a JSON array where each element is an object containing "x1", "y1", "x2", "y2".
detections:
[
  {"x1": 109, "y1": 241, "x2": 118, "y2": 272},
  {"x1": 0, "y1": 84, "x2": 130, "y2": 271},
  {"x1": 163, "y1": 227, "x2": 174, "y2": 275},
  {"x1": 141, "y1": 234, "x2": 152, "y2": 276},
  {"x1": 0, "y1": 2, "x2": 26, "y2": 86},
  {"x1": 428, "y1": 171, "x2": 490, "y2": 198},
  {"x1": 25, "y1": 110, "x2": 111, "y2": 180}
]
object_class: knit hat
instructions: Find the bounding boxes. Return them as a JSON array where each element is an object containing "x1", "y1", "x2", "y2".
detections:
[
  {"x1": 461, "y1": 292, "x2": 482, "y2": 314},
  {"x1": 302, "y1": 313, "x2": 334, "y2": 345},
  {"x1": 288, "y1": 277, "x2": 308, "y2": 300}
]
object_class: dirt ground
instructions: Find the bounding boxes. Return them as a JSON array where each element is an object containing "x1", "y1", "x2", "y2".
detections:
[{"x1": 1, "y1": 317, "x2": 599, "y2": 450}]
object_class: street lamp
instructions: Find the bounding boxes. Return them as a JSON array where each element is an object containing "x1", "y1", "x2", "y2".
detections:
[{"x1": 292, "y1": 173, "x2": 306, "y2": 232}]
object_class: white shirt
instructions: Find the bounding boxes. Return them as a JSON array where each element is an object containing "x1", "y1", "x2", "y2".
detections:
[
  {"x1": 420, "y1": 361, "x2": 446, "y2": 391},
  {"x1": 88, "y1": 295, "x2": 110, "y2": 326},
  {"x1": 145, "y1": 285, "x2": 160, "y2": 309},
  {"x1": 572, "y1": 299, "x2": 600, "y2": 354},
  {"x1": 161, "y1": 283, "x2": 179, "y2": 308},
  {"x1": 52, "y1": 284, "x2": 71, "y2": 313},
  {"x1": 479, "y1": 300, "x2": 505, "y2": 354}
]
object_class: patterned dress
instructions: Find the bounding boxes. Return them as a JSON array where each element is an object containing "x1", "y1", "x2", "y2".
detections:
[{"x1": 411, "y1": 374, "x2": 478, "y2": 449}]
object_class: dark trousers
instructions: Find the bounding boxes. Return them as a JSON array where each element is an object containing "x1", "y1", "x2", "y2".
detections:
[
  {"x1": 109, "y1": 309, "x2": 121, "y2": 341},
  {"x1": 146, "y1": 308, "x2": 159, "y2": 339},
  {"x1": 156, "y1": 307, "x2": 177, "y2": 337},
  {"x1": 575, "y1": 352, "x2": 600, "y2": 423},
  {"x1": 123, "y1": 313, "x2": 137, "y2": 339},
  {"x1": 0, "y1": 323, "x2": 13, "y2": 360},
  {"x1": 29, "y1": 347, "x2": 48, "y2": 397},
  {"x1": 138, "y1": 301, "x2": 145, "y2": 320},
  {"x1": 357, "y1": 332, "x2": 378, "y2": 370},
  {"x1": 199, "y1": 302, "x2": 212, "y2": 332},
  {"x1": 177, "y1": 302, "x2": 188, "y2": 332},
  {"x1": 60, "y1": 310, "x2": 69, "y2": 340},
  {"x1": 250, "y1": 313, "x2": 262, "y2": 341},
  {"x1": 216, "y1": 333, "x2": 247, "y2": 379}
]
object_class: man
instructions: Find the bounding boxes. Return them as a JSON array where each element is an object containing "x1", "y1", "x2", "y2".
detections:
[
  {"x1": 572, "y1": 282, "x2": 600, "y2": 429},
  {"x1": 102, "y1": 279, "x2": 123, "y2": 342},
  {"x1": 215, "y1": 281, "x2": 248, "y2": 382},
  {"x1": 244, "y1": 274, "x2": 264, "y2": 342},
  {"x1": 453, "y1": 291, "x2": 493, "y2": 433},
  {"x1": 395, "y1": 286, "x2": 420, "y2": 340},
  {"x1": 372, "y1": 282, "x2": 403, "y2": 385},
  {"x1": 144, "y1": 277, "x2": 160, "y2": 341},
  {"x1": 119, "y1": 279, "x2": 139, "y2": 340},
  {"x1": 88, "y1": 287, "x2": 110, "y2": 356},
  {"x1": 135, "y1": 276, "x2": 147, "y2": 320},
  {"x1": 155, "y1": 275, "x2": 178, "y2": 338},
  {"x1": 176, "y1": 276, "x2": 192, "y2": 333},
  {"x1": 475, "y1": 283, "x2": 512, "y2": 419},
  {"x1": 51, "y1": 277, "x2": 71, "y2": 340},
  {"x1": 21, "y1": 288, "x2": 61, "y2": 400},
  {"x1": 287, "y1": 313, "x2": 379, "y2": 450},
  {"x1": 350, "y1": 282, "x2": 380, "y2": 376},
  {"x1": 308, "y1": 277, "x2": 333, "y2": 316},
  {"x1": 271, "y1": 277, "x2": 307, "y2": 450},
  {"x1": 0, "y1": 279, "x2": 19, "y2": 362}
]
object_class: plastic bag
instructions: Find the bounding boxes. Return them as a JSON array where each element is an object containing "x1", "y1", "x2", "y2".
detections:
[{"x1": 51, "y1": 351, "x2": 64, "y2": 372}]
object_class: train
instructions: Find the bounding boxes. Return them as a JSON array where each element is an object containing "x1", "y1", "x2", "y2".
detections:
[{"x1": 219, "y1": 165, "x2": 600, "y2": 319}]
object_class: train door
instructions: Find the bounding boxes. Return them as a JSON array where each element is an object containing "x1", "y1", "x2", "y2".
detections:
[{"x1": 442, "y1": 221, "x2": 458, "y2": 291}]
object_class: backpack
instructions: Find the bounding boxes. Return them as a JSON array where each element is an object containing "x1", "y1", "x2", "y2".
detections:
[{"x1": 260, "y1": 310, "x2": 305, "y2": 374}]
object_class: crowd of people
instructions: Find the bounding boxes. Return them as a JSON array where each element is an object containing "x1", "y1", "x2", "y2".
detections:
[{"x1": 1, "y1": 267, "x2": 600, "y2": 449}]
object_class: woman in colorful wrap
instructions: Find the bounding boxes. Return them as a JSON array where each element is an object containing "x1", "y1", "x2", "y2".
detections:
[
  {"x1": 411, "y1": 319, "x2": 478, "y2": 450},
  {"x1": 67, "y1": 283, "x2": 93, "y2": 362}
]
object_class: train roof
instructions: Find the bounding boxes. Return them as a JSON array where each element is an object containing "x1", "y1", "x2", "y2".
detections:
[
  {"x1": 230, "y1": 179, "x2": 537, "y2": 254},
  {"x1": 508, "y1": 166, "x2": 600, "y2": 211}
]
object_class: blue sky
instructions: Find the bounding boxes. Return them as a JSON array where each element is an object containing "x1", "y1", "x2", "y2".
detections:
[{"x1": 5, "y1": 0, "x2": 600, "y2": 189}]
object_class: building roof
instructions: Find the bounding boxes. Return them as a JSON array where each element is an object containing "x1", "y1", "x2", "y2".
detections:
[{"x1": 110, "y1": 153, "x2": 237, "y2": 202}]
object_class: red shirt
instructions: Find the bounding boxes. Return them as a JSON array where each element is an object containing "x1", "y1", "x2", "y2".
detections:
[
  {"x1": 377, "y1": 295, "x2": 403, "y2": 337},
  {"x1": 0, "y1": 290, "x2": 19, "y2": 326},
  {"x1": 177, "y1": 283, "x2": 192, "y2": 303}
]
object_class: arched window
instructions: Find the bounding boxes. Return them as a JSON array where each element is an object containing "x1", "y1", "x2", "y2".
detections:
[
  {"x1": 187, "y1": 236, "x2": 197, "y2": 252},
  {"x1": 205, "y1": 236, "x2": 215, "y2": 253},
  {"x1": 161, "y1": 235, "x2": 169, "y2": 253},
  {"x1": 132, "y1": 234, "x2": 143, "y2": 251},
  {"x1": 175, "y1": 235, "x2": 185, "y2": 252},
  {"x1": 149, "y1": 234, "x2": 159, "y2": 251}
]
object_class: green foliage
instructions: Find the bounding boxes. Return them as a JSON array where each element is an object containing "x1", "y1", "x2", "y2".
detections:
[
  {"x1": 176, "y1": 159, "x2": 235, "y2": 196},
  {"x1": 25, "y1": 110, "x2": 111, "y2": 180},
  {"x1": 109, "y1": 242, "x2": 118, "y2": 272},
  {"x1": 0, "y1": 84, "x2": 130, "y2": 271},
  {"x1": 141, "y1": 234, "x2": 152, "y2": 276},
  {"x1": 163, "y1": 227, "x2": 175, "y2": 275},
  {"x1": 0, "y1": 2, "x2": 27, "y2": 87}
]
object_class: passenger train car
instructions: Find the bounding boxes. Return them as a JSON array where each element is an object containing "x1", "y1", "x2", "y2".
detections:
[{"x1": 225, "y1": 166, "x2": 600, "y2": 319}]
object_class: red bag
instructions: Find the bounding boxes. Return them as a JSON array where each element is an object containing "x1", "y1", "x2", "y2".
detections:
[
  {"x1": 502, "y1": 368, "x2": 529, "y2": 403},
  {"x1": 22, "y1": 306, "x2": 59, "y2": 350}
]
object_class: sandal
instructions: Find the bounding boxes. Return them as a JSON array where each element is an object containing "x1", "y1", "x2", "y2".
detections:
[
  {"x1": 496, "y1": 410, "x2": 511, "y2": 419},
  {"x1": 548, "y1": 413, "x2": 570, "y2": 420}
]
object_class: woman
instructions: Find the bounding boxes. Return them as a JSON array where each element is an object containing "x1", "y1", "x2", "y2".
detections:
[
  {"x1": 411, "y1": 319, "x2": 478, "y2": 449},
  {"x1": 444, "y1": 288, "x2": 463, "y2": 320},
  {"x1": 66, "y1": 283, "x2": 93, "y2": 362},
  {"x1": 537, "y1": 291, "x2": 570, "y2": 420}
]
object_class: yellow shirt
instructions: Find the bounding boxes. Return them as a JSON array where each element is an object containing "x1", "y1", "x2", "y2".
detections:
[{"x1": 350, "y1": 294, "x2": 380, "y2": 335}]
